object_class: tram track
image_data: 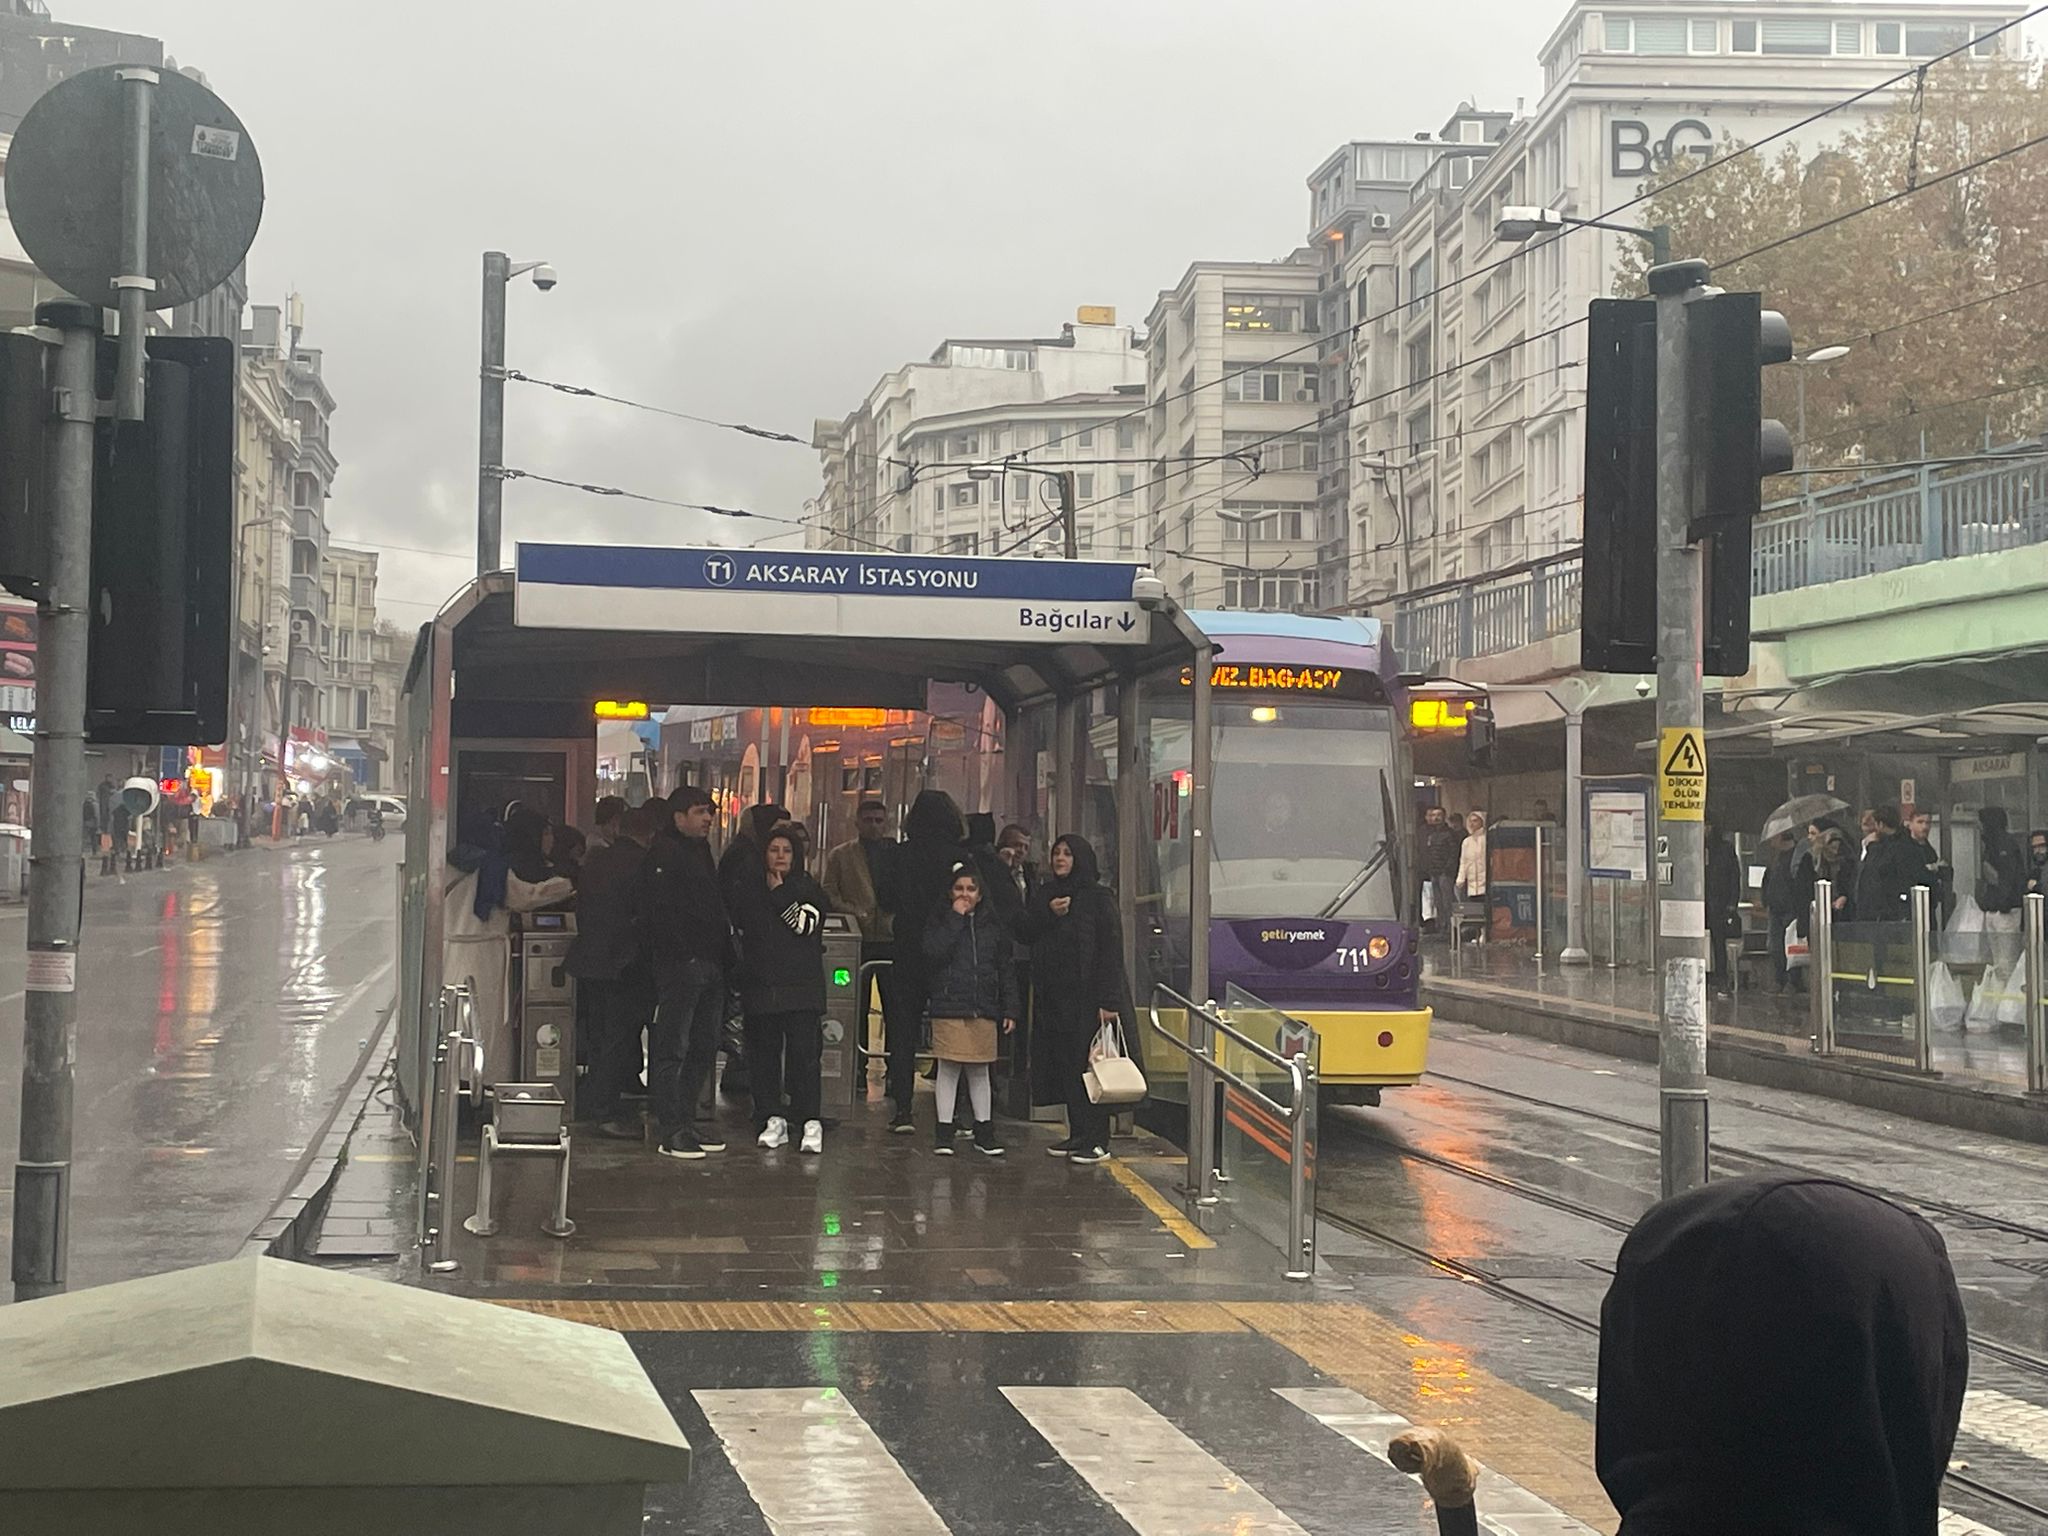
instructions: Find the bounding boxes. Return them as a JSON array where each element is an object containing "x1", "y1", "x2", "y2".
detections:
[
  {"x1": 1317, "y1": 1105, "x2": 2048, "y2": 1384},
  {"x1": 1317, "y1": 1199, "x2": 2048, "y2": 1531}
]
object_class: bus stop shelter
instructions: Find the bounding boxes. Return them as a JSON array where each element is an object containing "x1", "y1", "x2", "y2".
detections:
[{"x1": 395, "y1": 543, "x2": 1217, "y2": 1125}]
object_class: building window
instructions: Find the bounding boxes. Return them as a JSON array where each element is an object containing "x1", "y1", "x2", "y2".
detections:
[
  {"x1": 1633, "y1": 15, "x2": 1686, "y2": 53},
  {"x1": 1903, "y1": 20, "x2": 1969, "y2": 55},
  {"x1": 1117, "y1": 472, "x2": 1136, "y2": 500},
  {"x1": 1116, "y1": 421, "x2": 1137, "y2": 451},
  {"x1": 1731, "y1": 18, "x2": 1758, "y2": 51},
  {"x1": 1602, "y1": 16, "x2": 1631, "y2": 51},
  {"x1": 356, "y1": 690, "x2": 369, "y2": 731},
  {"x1": 1407, "y1": 252, "x2": 1434, "y2": 309},
  {"x1": 932, "y1": 485, "x2": 945, "y2": 513},
  {"x1": 1761, "y1": 17, "x2": 1831, "y2": 54},
  {"x1": 1075, "y1": 473, "x2": 1095, "y2": 500},
  {"x1": 1224, "y1": 365, "x2": 1317, "y2": 403},
  {"x1": 1834, "y1": 20, "x2": 1861, "y2": 54},
  {"x1": 1012, "y1": 476, "x2": 1028, "y2": 504},
  {"x1": 339, "y1": 575, "x2": 354, "y2": 607},
  {"x1": 950, "y1": 433, "x2": 979, "y2": 456},
  {"x1": 950, "y1": 483, "x2": 977, "y2": 508},
  {"x1": 1408, "y1": 408, "x2": 1433, "y2": 452},
  {"x1": 1407, "y1": 335, "x2": 1432, "y2": 387},
  {"x1": 1224, "y1": 432, "x2": 1319, "y2": 473},
  {"x1": 1689, "y1": 17, "x2": 1717, "y2": 51},
  {"x1": 1077, "y1": 427, "x2": 1095, "y2": 449},
  {"x1": 336, "y1": 629, "x2": 351, "y2": 661},
  {"x1": 1041, "y1": 423, "x2": 1064, "y2": 448},
  {"x1": 1223, "y1": 294, "x2": 1312, "y2": 333}
]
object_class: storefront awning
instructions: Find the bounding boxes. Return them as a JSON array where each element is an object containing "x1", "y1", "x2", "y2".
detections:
[
  {"x1": 0, "y1": 725, "x2": 33, "y2": 757},
  {"x1": 1648, "y1": 701, "x2": 2048, "y2": 755}
]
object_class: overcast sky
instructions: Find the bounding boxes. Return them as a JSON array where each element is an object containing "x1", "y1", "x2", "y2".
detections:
[{"x1": 68, "y1": 0, "x2": 1546, "y2": 624}]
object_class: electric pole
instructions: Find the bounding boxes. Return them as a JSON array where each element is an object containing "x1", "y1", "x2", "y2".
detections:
[{"x1": 1058, "y1": 469, "x2": 1079, "y2": 559}]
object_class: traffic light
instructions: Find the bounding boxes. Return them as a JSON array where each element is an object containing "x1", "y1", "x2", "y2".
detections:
[
  {"x1": 1580, "y1": 291, "x2": 1795, "y2": 678},
  {"x1": 86, "y1": 334, "x2": 236, "y2": 746},
  {"x1": 0, "y1": 335, "x2": 50, "y2": 599},
  {"x1": 1467, "y1": 704, "x2": 1497, "y2": 770},
  {"x1": 1580, "y1": 298, "x2": 1657, "y2": 675}
]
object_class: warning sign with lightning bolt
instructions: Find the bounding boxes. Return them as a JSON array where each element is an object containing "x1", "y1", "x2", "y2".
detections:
[{"x1": 1659, "y1": 727, "x2": 1706, "y2": 821}]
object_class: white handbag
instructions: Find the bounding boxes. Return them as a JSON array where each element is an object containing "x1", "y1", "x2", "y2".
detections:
[{"x1": 1085, "y1": 1020, "x2": 1147, "y2": 1105}]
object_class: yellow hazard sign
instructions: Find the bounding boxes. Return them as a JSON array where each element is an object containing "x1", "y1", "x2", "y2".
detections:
[{"x1": 1659, "y1": 727, "x2": 1706, "y2": 821}]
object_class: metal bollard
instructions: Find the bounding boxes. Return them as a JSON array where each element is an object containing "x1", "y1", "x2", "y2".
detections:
[
  {"x1": 1910, "y1": 884, "x2": 1933, "y2": 1073},
  {"x1": 2028, "y1": 893, "x2": 2047, "y2": 1094},
  {"x1": 1285, "y1": 1057, "x2": 1317, "y2": 1282},
  {"x1": 1810, "y1": 881, "x2": 1835, "y2": 1056},
  {"x1": 1605, "y1": 882, "x2": 1619, "y2": 970},
  {"x1": 426, "y1": 1015, "x2": 464, "y2": 1274},
  {"x1": 1190, "y1": 1002, "x2": 1219, "y2": 1206}
]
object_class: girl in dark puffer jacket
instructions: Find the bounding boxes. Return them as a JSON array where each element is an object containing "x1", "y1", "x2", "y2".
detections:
[{"x1": 920, "y1": 862, "x2": 1019, "y2": 1156}]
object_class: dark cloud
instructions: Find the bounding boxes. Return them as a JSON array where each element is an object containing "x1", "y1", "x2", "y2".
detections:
[{"x1": 67, "y1": 0, "x2": 1540, "y2": 619}]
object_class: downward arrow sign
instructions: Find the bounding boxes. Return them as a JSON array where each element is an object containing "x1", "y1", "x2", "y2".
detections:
[{"x1": 1117, "y1": 613, "x2": 1136, "y2": 632}]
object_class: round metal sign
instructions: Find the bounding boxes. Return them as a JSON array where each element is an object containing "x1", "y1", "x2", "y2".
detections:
[{"x1": 4, "y1": 65, "x2": 264, "y2": 311}]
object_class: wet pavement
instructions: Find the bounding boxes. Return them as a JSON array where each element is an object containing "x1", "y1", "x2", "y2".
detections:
[
  {"x1": 1429, "y1": 939, "x2": 2031, "y2": 1085},
  {"x1": 0, "y1": 834, "x2": 398, "y2": 1290}
]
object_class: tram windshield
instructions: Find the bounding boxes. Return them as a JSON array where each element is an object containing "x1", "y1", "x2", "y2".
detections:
[{"x1": 1209, "y1": 700, "x2": 1401, "y2": 921}]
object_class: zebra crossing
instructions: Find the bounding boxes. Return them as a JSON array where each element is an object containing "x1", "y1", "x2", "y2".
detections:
[{"x1": 687, "y1": 1381, "x2": 1590, "y2": 1534}]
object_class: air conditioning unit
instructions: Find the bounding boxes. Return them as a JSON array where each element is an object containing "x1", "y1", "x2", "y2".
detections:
[
  {"x1": 1294, "y1": 389, "x2": 1315, "y2": 402},
  {"x1": 1369, "y1": 212, "x2": 1391, "y2": 231}
]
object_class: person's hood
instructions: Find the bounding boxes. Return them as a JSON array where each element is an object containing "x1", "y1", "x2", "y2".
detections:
[
  {"x1": 965, "y1": 812, "x2": 997, "y2": 849},
  {"x1": 905, "y1": 788, "x2": 965, "y2": 844},
  {"x1": 742, "y1": 803, "x2": 787, "y2": 844},
  {"x1": 1597, "y1": 1173, "x2": 1967, "y2": 1536},
  {"x1": 1981, "y1": 806, "x2": 2010, "y2": 838},
  {"x1": 1052, "y1": 833, "x2": 1103, "y2": 890},
  {"x1": 766, "y1": 827, "x2": 808, "y2": 879}
]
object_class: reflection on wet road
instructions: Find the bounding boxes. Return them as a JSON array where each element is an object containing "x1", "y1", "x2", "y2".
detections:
[{"x1": 0, "y1": 836, "x2": 396, "y2": 1289}]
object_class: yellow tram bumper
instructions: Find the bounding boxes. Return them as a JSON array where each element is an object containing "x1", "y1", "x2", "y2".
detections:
[{"x1": 1138, "y1": 1006, "x2": 1432, "y2": 1096}]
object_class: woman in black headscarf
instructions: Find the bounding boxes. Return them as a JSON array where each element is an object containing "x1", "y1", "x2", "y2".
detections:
[
  {"x1": 877, "y1": 789, "x2": 969, "y2": 1131},
  {"x1": 1019, "y1": 833, "x2": 1129, "y2": 1165},
  {"x1": 1598, "y1": 1172, "x2": 1967, "y2": 1536}
]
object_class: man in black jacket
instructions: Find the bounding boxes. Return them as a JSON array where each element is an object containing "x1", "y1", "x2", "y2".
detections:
[
  {"x1": 646, "y1": 787, "x2": 733, "y2": 1159},
  {"x1": 1760, "y1": 832, "x2": 1802, "y2": 991},
  {"x1": 1854, "y1": 804, "x2": 1919, "y2": 922},
  {"x1": 1418, "y1": 806, "x2": 1461, "y2": 933},
  {"x1": 569, "y1": 803, "x2": 657, "y2": 1139}
]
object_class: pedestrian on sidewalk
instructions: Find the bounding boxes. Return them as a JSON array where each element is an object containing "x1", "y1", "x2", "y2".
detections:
[
  {"x1": 922, "y1": 862, "x2": 1017, "y2": 1156},
  {"x1": 1454, "y1": 811, "x2": 1488, "y2": 940},
  {"x1": 1761, "y1": 831, "x2": 1802, "y2": 991},
  {"x1": 647, "y1": 787, "x2": 732, "y2": 1160},
  {"x1": 823, "y1": 796, "x2": 897, "y2": 1096},
  {"x1": 1854, "y1": 805, "x2": 1918, "y2": 923},
  {"x1": 1020, "y1": 833, "x2": 1128, "y2": 1166},
  {"x1": 567, "y1": 803, "x2": 657, "y2": 1140},
  {"x1": 1908, "y1": 812, "x2": 1952, "y2": 927},
  {"x1": 1418, "y1": 806, "x2": 1461, "y2": 933},
  {"x1": 444, "y1": 811, "x2": 576, "y2": 1086},
  {"x1": 879, "y1": 789, "x2": 970, "y2": 1133},
  {"x1": 593, "y1": 795, "x2": 626, "y2": 849},
  {"x1": 717, "y1": 801, "x2": 788, "y2": 1101},
  {"x1": 739, "y1": 824, "x2": 831, "y2": 1155},
  {"x1": 1705, "y1": 819, "x2": 1742, "y2": 997},
  {"x1": 103, "y1": 799, "x2": 130, "y2": 877}
]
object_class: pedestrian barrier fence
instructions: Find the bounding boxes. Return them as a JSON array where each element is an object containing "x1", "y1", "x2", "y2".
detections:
[
  {"x1": 1147, "y1": 983, "x2": 1318, "y2": 1281},
  {"x1": 2026, "y1": 893, "x2": 2048, "y2": 1095},
  {"x1": 1809, "y1": 882, "x2": 1936, "y2": 1072},
  {"x1": 417, "y1": 982, "x2": 482, "y2": 1274}
]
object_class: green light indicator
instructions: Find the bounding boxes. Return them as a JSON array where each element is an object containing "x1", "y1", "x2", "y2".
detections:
[
  {"x1": 833, "y1": 967, "x2": 852, "y2": 986},
  {"x1": 821, "y1": 1270, "x2": 840, "y2": 1289}
]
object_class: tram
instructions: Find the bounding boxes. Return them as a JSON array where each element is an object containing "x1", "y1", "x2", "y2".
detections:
[{"x1": 1141, "y1": 612, "x2": 1430, "y2": 1106}]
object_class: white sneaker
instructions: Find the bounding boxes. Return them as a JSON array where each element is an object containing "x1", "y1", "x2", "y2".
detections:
[
  {"x1": 757, "y1": 1115, "x2": 788, "y2": 1150},
  {"x1": 799, "y1": 1119, "x2": 824, "y2": 1155}
]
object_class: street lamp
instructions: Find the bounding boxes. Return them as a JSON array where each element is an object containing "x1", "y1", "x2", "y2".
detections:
[
  {"x1": 1792, "y1": 345, "x2": 1852, "y2": 465},
  {"x1": 476, "y1": 252, "x2": 558, "y2": 576},
  {"x1": 1495, "y1": 205, "x2": 1670, "y2": 266}
]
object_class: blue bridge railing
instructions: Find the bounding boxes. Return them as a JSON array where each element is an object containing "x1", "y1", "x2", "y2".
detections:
[{"x1": 1388, "y1": 445, "x2": 2047, "y2": 674}]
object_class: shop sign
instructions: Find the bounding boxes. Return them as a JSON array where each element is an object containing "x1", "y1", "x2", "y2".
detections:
[{"x1": 1954, "y1": 754, "x2": 2024, "y2": 784}]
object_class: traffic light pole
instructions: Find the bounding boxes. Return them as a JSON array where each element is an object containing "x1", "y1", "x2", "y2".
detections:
[
  {"x1": 1651, "y1": 258, "x2": 1711, "y2": 1200},
  {"x1": 476, "y1": 250, "x2": 509, "y2": 576},
  {"x1": 13, "y1": 300, "x2": 99, "y2": 1299}
]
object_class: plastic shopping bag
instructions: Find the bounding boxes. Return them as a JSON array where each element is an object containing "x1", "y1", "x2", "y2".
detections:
[
  {"x1": 1928, "y1": 961, "x2": 1967, "y2": 1031},
  {"x1": 1421, "y1": 881, "x2": 1437, "y2": 924},
  {"x1": 1784, "y1": 925, "x2": 1811, "y2": 971},
  {"x1": 1999, "y1": 955, "x2": 2030, "y2": 1027},
  {"x1": 1942, "y1": 893, "x2": 1988, "y2": 967},
  {"x1": 1966, "y1": 969, "x2": 2001, "y2": 1029},
  {"x1": 1987, "y1": 907, "x2": 2025, "y2": 972}
]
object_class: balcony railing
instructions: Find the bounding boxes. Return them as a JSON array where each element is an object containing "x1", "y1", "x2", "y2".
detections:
[{"x1": 1388, "y1": 443, "x2": 2047, "y2": 674}]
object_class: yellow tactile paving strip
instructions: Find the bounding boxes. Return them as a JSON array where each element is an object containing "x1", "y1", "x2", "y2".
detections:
[{"x1": 491, "y1": 1295, "x2": 1613, "y2": 1529}]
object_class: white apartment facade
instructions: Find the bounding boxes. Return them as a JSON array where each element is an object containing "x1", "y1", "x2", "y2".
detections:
[
  {"x1": 811, "y1": 312, "x2": 1145, "y2": 556},
  {"x1": 1143, "y1": 257, "x2": 1329, "y2": 610},
  {"x1": 1332, "y1": 0, "x2": 2026, "y2": 607}
]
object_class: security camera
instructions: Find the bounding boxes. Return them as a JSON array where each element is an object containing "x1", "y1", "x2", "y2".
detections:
[
  {"x1": 1131, "y1": 571, "x2": 1168, "y2": 611},
  {"x1": 1634, "y1": 677, "x2": 1653, "y2": 699},
  {"x1": 530, "y1": 263, "x2": 558, "y2": 292}
]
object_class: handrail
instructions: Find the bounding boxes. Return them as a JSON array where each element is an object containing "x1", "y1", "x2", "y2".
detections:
[
  {"x1": 1149, "y1": 983, "x2": 1306, "y2": 1122},
  {"x1": 419, "y1": 981, "x2": 478, "y2": 1275},
  {"x1": 1148, "y1": 981, "x2": 1317, "y2": 1280}
]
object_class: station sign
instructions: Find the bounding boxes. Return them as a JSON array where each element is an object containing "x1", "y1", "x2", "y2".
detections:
[{"x1": 514, "y1": 544, "x2": 1149, "y2": 646}]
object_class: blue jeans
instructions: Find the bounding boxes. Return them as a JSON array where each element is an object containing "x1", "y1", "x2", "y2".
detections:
[{"x1": 652, "y1": 956, "x2": 723, "y2": 1137}]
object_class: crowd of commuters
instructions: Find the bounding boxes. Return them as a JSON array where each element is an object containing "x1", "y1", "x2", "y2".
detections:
[{"x1": 451, "y1": 787, "x2": 1129, "y2": 1166}]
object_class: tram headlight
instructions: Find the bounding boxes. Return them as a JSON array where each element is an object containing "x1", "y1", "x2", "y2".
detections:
[{"x1": 1367, "y1": 935, "x2": 1391, "y2": 961}]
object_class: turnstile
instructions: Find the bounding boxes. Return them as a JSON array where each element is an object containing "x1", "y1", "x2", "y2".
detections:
[
  {"x1": 514, "y1": 911, "x2": 578, "y2": 1115},
  {"x1": 819, "y1": 914, "x2": 863, "y2": 1110}
]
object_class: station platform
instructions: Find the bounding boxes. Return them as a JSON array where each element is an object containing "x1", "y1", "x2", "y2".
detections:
[
  {"x1": 317, "y1": 1075, "x2": 1614, "y2": 1534},
  {"x1": 1424, "y1": 942, "x2": 2048, "y2": 1146}
]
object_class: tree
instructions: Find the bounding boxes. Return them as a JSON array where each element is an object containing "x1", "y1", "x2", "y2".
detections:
[{"x1": 1617, "y1": 53, "x2": 2048, "y2": 471}]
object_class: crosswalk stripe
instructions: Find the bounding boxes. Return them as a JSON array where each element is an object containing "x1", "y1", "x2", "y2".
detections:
[
  {"x1": 1565, "y1": 1386, "x2": 2006, "y2": 1536},
  {"x1": 1277, "y1": 1386, "x2": 1597, "y2": 1536},
  {"x1": 1004, "y1": 1384, "x2": 1310, "y2": 1535},
  {"x1": 1964, "y1": 1389, "x2": 2048, "y2": 1463},
  {"x1": 693, "y1": 1387, "x2": 951, "y2": 1535}
]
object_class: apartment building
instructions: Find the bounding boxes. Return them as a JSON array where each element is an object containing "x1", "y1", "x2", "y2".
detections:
[
  {"x1": 811, "y1": 311, "x2": 1145, "y2": 555},
  {"x1": 1329, "y1": 0, "x2": 2026, "y2": 606}
]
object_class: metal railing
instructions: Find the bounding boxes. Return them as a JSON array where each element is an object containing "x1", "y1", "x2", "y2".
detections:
[
  {"x1": 1147, "y1": 983, "x2": 1318, "y2": 1280},
  {"x1": 416, "y1": 982, "x2": 482, "y2": 1274},
  {"x1": 1807, "y1": 880, "x2": 1935, "y2": 1072},
  {"x1": 2026, "y1": 893, "x2": 2048, "y2": 1094},
  {"x1": 1388, "y1": 444, "x2": 2047, "y2": 672}
]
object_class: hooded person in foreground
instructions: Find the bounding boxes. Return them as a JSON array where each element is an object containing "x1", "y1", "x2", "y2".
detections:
[{"x1": 1597, "y1": 1171, "x2": 1967, "y2": 1536}]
